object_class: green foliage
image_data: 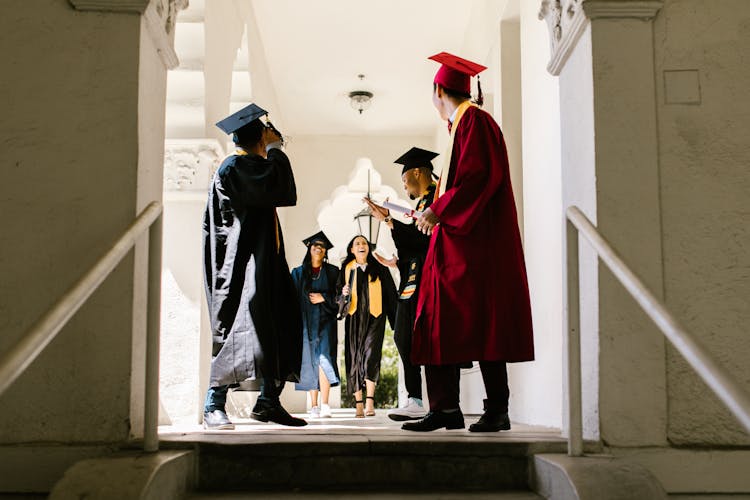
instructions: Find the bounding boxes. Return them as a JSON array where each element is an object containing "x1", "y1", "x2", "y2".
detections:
[{"x1": 339, "y1": 325, "x2": 400, "y2": 409}]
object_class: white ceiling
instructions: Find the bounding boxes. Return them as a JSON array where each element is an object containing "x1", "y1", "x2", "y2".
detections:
[
  {"x1": 249, "y1": 0, "x2": 477, "y2": 136},
  {"x1": 169, "y1": 0, "x2": 509, "y2": 139}
]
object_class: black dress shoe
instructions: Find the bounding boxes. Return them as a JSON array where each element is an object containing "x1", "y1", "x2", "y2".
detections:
[
  {"x1": 251, "y1": 401, "x2": 308, "y2": 427},
  {"x1": 468, "y1": 411, "x2": 511, "y2": 432},
  {"x1": 401, "y1": 410, "x2": 465, "y2": 432},
  {"x1": 203, "y1": 410, "x2": 235, "y2": 430}
]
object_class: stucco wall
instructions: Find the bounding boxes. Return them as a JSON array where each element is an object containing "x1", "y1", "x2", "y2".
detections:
[
  {"x1": 0, "y1": 0, "x2": 142, "y2": 443},
  {"x1": 654, "y1": 0, "x2": 750, "y2": 445}
]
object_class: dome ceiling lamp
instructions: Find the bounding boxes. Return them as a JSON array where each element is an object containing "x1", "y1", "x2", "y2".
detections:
[{"x1": 348, "y1": 74, "x2": 373, "y2": 115}]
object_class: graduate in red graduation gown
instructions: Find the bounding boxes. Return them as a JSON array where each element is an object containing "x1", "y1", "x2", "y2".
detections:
[{"x1": 403, "y1": 52, "x2": 534, "y2": 433}]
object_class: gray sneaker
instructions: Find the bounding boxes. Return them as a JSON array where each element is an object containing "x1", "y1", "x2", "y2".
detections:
[
  {"x1": 203, "y1": 409, "x2": 235, "y2": 430},
  {"x1": 387, "y1": 398, "x2": 427, "y2": 421}
]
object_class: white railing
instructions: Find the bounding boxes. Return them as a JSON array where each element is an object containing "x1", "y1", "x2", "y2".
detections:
[
  {"x1": 0, "y1": 201, "x2": 163, "y2": 452},
  {"x1": 565, "y1": 206, "x2": 750, "y2": 456}
]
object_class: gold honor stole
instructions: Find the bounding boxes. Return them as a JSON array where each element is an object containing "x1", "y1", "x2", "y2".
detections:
[
  {"x1": 435, "y1": 100, "x2": 478, "y2": 201},
  {"x1": 345, "y1": 260, "x2": 383, "y2": 318},
  {"x1": 234, "y1": 148, "x2": 280, "y2": 253}
]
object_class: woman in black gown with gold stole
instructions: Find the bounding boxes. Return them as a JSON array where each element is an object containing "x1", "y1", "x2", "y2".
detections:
[{"x1": 337, "y1": 235, "x2": 397, "y2": 417}]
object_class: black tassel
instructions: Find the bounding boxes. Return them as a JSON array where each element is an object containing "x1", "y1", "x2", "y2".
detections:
[{"x1": 475, "y1": 76, "x2": 484, "y2": 107}]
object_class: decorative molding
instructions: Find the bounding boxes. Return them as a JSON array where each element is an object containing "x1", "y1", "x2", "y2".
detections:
[
  {"x1": 70, "y1": 0, "x2": 188, "y2": 70},
  {"x1": 540, "y1": 0, "x2": 588, "y2": 76},
  {"x1": 164, "y1": 139, "x2": 225, "y2": 192},
  {"x1": 142, "y1": 0, "x2": 184, "y2": 69},
  {"x1": 540, "y1": 0, "x2": 664, "y2": 76},
  {"x1": 583, "y1": 1, "x2": 663, "y2": 19},
  {"x1": 69, "y1": 0, "x2": 150, "y2": 12}
]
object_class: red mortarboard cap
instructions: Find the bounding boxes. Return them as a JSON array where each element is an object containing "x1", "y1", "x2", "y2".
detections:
[{"x1": 429, "y1": 52, "x2": 487, "y2": 95}]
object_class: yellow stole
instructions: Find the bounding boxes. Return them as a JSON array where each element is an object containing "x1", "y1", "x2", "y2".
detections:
[
  {"x1": 234, "y1": 148, "x2": 280, "y2": 253},
  {"x1": 345, "y1": 260, "x2": 383, "y2": 318},
  {"x1": 435, "y1": 100, "x2": 478, "y2": 201}
]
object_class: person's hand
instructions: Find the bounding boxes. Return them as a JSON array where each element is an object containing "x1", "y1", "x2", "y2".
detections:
[
  {"x1": 308, "y1": 292, "x2": 325, "y2": 304},
  {"x1": 373, "y1": 252, "x2": 398, "y2": 268},
  {"x1": 363, "y1": 197, "x2": 389, "y2": 222},
  {"x1": 342, "y1": 284, "x2": 350, "y2": 296},
  {"x1": 416, "y1": 207, "x2": 439, "y2": 235},
  {"x1": 262, "y1": 125, "x2": 282, "y2": 145}
]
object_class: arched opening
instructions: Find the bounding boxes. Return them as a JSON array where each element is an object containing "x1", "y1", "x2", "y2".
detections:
[{"x1": 158, "y1": 0, "x2": 567, "y2": 434}]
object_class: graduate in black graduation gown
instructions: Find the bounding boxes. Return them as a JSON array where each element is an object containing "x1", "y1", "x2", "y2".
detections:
[
  {"x1": 364, "y1": 147, "x2": 439, "y2": 421},
  {"x1": 337, "y1": 235, "x2": 397, "y2": 417},
  {"x1": 202, "y1": 103, "x2": 306, "y2": 429}
]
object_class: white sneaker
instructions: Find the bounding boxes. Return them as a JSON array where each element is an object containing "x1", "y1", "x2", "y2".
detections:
[
  {"x1": 310, "y1": 406, "x2": 321, "y2": 418},
  {"x1": 387, "y1": 398, "x2": 427, "y2": 421},
  {"x1": 319, "y1": 403, "x2": 332, "y2": 418}
]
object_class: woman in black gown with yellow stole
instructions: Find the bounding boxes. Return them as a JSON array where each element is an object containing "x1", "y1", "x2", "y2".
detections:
[{"x1": 337, "y1": 235, "x2": 397, "y2": 417}]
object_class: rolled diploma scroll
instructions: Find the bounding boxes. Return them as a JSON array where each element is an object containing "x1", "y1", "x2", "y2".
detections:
[{"x1": 381, "y1": 201, "x2": 423, "y2": 220}]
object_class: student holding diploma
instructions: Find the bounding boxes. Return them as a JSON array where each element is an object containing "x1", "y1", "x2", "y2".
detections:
[{"x1": 364, "y1": 147, "x2": 439, "y2": 421}]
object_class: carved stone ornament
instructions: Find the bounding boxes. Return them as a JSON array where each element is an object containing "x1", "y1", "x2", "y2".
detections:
[
  {"x1": 164, "y1": 139, "x2": 225, "y2": 192},
  {"x1": 69, "y1": 0, "x2": 188, "y2": 69},
  {"x1": 540, "y1": 0, "x2": 663, "y2": 76}
]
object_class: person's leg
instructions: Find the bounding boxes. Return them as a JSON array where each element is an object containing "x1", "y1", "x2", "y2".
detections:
[
  {"x1": 480, "y1": 361, "x2": 509, "y2": 413},
  {"x1": 389, "y1": 309, "x2": 426, "y2": 421},
  {"x1": 365, "y1": 378, "x2": 376, "y2": 416},
  {"x1": 309, "y1": 389, "x2": 320, "y2": 407},
  {"x1": 394, "y1": 306, "x2": 423, "y2": 401},
  {"x1": 203, "y1": 385, "x2": 234, "y2": 429},
  {"x1": 204, "y1": 385, "x2": 229, "y2": 412},
  {"x1": 424, "y1": 365, "x2": 460, "y2": 411},
  {"x1": 469, "y1": 361, "x2": 511, "y2": 432},
  {"x1": 402, "y1": 365, "x2": 464, "y2": 432},
  {"x1": 353, "y1": 388, "x2": 364, "y2": 418},
  {"x1": 318, "y1": 368, "x2": 332, "y2": 417},
  {"x1": 319, "y1": 368, "x2": 331, "y2": 404},
  {"x1": 251, "y1": 379, "x2": 307, "y2": 427}
]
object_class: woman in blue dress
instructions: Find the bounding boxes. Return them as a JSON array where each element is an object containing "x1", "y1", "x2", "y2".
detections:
[{"x1": 291, "y1": 231, "x2": 341, "y2": 418}]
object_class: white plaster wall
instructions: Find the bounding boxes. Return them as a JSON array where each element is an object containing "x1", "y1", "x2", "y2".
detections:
[
  {"x1": 282, "y1": 135, "x2": 433, "y2": 267},
  {"x1": 510, "y1": 1, "x2": 564, "y2": 429},
  {"x1": 558, "y1": 24, "x2": 600, "y2": 441},
  {"x1": 0, "y1": 0, "x2": 142, "y2": 444},
  {"x1": 654, "y1": 0, "x2": 750, "y2": 446}
]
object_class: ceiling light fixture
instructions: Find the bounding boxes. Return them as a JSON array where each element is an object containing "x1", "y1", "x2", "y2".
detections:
[{"x1": 348, "y1": 90, "x2": 373, "y2": 115}]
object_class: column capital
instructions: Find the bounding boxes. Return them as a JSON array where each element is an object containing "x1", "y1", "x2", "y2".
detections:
[
  {"x1": 164, "y1": 139, "x2": 225, "y2": 192},
  {"x1": 69, "y1": 0, "x2": 151, "y2": 13},
  {"x1": 583, "y1": 1, "x2": 663, "y2": 19},
  {"x1": 540, "y1": 0, "x2": 664, "y2": 75},
  {"x1": 70, "y1": 0, "x2": 188, "y2": 69}
]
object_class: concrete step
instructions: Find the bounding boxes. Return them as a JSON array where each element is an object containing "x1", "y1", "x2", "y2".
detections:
[
  {"x1": 161, "y1": 411, "x2": 565, "y2": 493},
  {"x1": 188, "y1": 493, "x2": 544, "y2": 499}
]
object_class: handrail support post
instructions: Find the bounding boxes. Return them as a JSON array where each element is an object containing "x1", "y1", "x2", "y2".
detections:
[
  {"x1": 567, "y1": 218, "x2": 584, "y2": 457},
  {"x1": 143, "y1": 213, "x2": 163, "y2": 453}
]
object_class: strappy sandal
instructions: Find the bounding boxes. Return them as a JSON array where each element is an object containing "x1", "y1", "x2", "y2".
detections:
[
  {"x1": 365, "y1": 396, "x2": 376, "y2": 417},
  {"x1": 354, "y1": 400, "x2": 365, "y2": 418}
]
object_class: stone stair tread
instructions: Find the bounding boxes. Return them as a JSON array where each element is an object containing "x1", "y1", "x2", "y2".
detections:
[{"x1": 188, "y1": 492, "x2": 543, "y2": 499}]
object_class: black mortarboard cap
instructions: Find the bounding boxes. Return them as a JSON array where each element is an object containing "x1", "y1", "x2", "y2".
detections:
[
  {"x1": 394, "y1": 147, "x2": 440, "y2": 175},
  {"x1": 302, "y1": 231, "x2": 334, "y2": 250},
  {"x1": 215, "y1": 103, "x2": 268, "y2": 135}
]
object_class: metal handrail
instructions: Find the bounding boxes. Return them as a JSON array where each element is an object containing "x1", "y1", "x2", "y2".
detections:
[
  {"x1": 0, "y1": 201, "x2": 163, "y2": 452},
  {"x1": 565, "y1": 205, "x2": 750, "y2": 456}
]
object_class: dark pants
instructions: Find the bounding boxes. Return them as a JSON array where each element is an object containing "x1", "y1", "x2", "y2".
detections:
[
  {"x1": 425, "y1": 361, "x2": 509, "y2": 413},
  {"x1": 394, "y1": 301, "x2": 422, "y2": 400},
  {"x1": 204, "y1": 379, "x2": 285, "y2": 413}
]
